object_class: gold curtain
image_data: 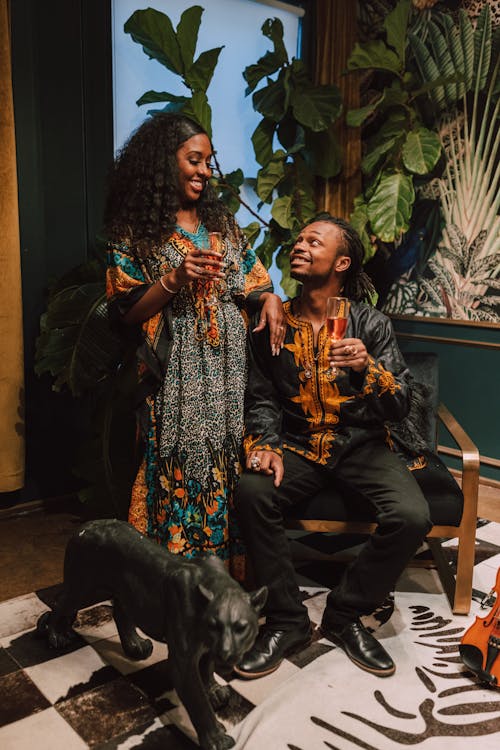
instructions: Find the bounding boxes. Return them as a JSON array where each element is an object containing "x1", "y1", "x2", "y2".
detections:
[
  {"x1": 0, "y1": 0, "x2": 25, "y2": 491},
  {"x1": 313, "y1": 0, "x2": 361, "y2": 218}
]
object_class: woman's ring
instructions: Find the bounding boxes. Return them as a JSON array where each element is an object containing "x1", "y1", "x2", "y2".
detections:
[
  {"x1": 250, "y1": 456, "x2": 261, "y2": 470},
  {"x1": 345, "y1": 345, "x2": 357, "y2": 356}
]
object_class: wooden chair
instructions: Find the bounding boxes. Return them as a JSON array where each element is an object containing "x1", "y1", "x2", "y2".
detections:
[{"x1": 285, "y1": 352, "x2": 480, "y2": 615}]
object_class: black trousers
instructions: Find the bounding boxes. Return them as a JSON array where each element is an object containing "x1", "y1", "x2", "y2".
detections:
[{"x1": 235, "y1": 440, "x2": 432, "y2": 628}]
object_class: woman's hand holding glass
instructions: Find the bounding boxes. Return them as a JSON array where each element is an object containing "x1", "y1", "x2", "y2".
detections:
[{"x1": 169, "y1": 241, "x2": 225, "y2": 290}]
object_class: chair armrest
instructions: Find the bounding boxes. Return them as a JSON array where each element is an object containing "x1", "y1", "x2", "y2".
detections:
[{"x1": 437, "y1": 402, "x2": 479, "y2": 525}]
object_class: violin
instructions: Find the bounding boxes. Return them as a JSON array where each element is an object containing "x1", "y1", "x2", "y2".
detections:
[{"x1": 459, "y1": 567, "x2": 500, "y2": 687}]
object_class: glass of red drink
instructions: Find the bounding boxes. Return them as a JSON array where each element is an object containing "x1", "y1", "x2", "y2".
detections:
[
  {"x1": 326, "y1": 296, "x2": 350, "y2": 378},
  {"x1": 201, "y1": 232, "x2": 225, "y2": 306}
]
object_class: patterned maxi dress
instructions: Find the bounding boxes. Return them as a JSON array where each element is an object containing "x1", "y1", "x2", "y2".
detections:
[{"x1": 106, "y1": 224, "x2": 271, "y2": 577}]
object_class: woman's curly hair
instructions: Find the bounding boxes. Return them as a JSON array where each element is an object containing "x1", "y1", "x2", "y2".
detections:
[
  {"x1": 305, "y1": 213, "x2": 376, "y2": 303},
  {"x1": 103, "y1": 114, "x2": 240, "y2": 257}
]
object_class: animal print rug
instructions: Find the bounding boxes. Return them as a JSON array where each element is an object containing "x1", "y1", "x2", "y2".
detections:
[{"x1": 0, "y1": 523, "x2": 499, "y2": 749}]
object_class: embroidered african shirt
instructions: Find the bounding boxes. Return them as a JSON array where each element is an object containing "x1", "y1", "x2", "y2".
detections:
[
  {"x1": 244, "y1": 299, "x2": 411, "y2": 467},
  {"x1": 106, "y1": 223, "x2": 272, "y2": 575}
]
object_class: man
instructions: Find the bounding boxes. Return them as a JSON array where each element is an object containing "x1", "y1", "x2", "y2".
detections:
[{"x1": 233, "y1": 214, "x2": 432, "y2": 679}]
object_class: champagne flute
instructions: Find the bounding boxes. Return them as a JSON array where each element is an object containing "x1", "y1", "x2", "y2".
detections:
[{"x1": 326, "y1": 296, "x2": 350, "y2": 379}]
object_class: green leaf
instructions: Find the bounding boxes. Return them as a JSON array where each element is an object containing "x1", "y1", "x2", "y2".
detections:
[
  {"x1": 347, "y1": 40, "x2": 401, "y2": 75},
  {"x1": 182, "y1": 91, "x2": 212, "y2": 138},
  {"x1": 241, "y1": 222, "x2": 262, "y2": 249},
  {"x1": 243, "y1": 52, "x2": 284, "y2": 95},
  {"x1": 176, "y1": 6, "x2": 202, "y2": 72},
  {"x1": 254, "y1": 230, "x2": 278, "y2": 269},
  {"x1": 427, "y1": 21, "x2": 457, "y2": 106},
  {"x1": 384, "y1": 0, "x2": 410, "y2": 64},
  {"x1": 292, "y1": 185, "x2": 317, "y2": 226},
  {"x1": 271, "y1": 195, "x2": 294, "y2": 229},
  {"x1": 277, "y1": 117, "x2": 299, "y2": 150},
  {"x1": 459, "y1": 9, "x2": 474, "y2": 91},
  {"x1": 186, "y1": 47, "x2": 224, "y2": 93},
  {"x1": 473, "y1": 5, "x2": 492, "y2": 92},
  {"x1": 408, "y1": 32, "x2": 446, "y2": 109},
  {"x1": 402, "y1": 127, "x2": 442, "y2": 175},
  {"x1": 349, "y1": 197, "x2": 374, "y2": 260},
  {"x1": 303, "y1": 125, "x2": 342, "y2": 179},
  {"x1": 253, "y1": 77, "x2": 287, "y2": 122},
  {"x1": 438, "y1": 13, "x2": 466, "y2": 98},
  {"x1": 243, "y1": 18, "x2": 288, "y2": 94},
  {"x1": 368, "y1": 109, "x2": 407, "y2": 146},
  {"x1": 252, "y1": 118, "x2": 276, "y2": 166},
  {"x1": 361, "y1": 136, "x2": 397, "y2": 176},
  {"x1": 124, "y1": 8, "x2": 183, "y2": 75},
  {"x1": 35, "y1": 283, "x2": 125, "y2": 397},
  {"x1": 213, "y1": 169, "x2": 244, "y2": 215},
  {"x1": 256, "y1": 151, "x2": 286, "y2": 203},
  {"x1": 261, "y1": 18, "x2": 288, "y2": 66},
  {"x1": 346, "y1": 96, "x2": 383, "y2": 127},
  {"x1": 290, "y1": 83, "x2": 342, "y2": 132},
  {"x1": 367, "y1": 172, "x2": 415, "y2": 242},
  {"x1": 276, "y1": 246, "x2": 299, "y2": 299},
  {"x1": 136, "y1": 91, "x2": 188, "y2": 107}
]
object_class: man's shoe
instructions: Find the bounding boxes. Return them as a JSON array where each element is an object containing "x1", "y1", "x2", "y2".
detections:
[
  {"x1": 320, "y1": 619, "x2": 395, "y2": 677},
  {"x1": 233, "y1": 626, "x2": 312, "y2": 679}
]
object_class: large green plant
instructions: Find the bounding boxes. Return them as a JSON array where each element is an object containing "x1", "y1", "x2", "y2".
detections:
[
  {"x1": 35, "y1": 255, "x2": 138, "y2": 515},
  {"x1": 242, "y1": 18, "x2": 342, "y2": 296},
  {"x1": 346, "y1": 0, "x2": 444, "y2": 246}
]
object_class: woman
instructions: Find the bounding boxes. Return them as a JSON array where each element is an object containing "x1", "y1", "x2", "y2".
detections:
[{"x1": 104, "y1": 114, "x2": 284, "y2": 576}]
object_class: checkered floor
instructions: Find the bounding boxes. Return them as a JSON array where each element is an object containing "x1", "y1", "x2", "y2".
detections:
[{"x1": 1, "y1": 522, "x2": 499, "y2": 749}]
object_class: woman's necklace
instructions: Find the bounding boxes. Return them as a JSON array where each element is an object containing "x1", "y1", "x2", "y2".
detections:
[{"x1": 176, "y1": 210, "x2": 201, "y2": 235}]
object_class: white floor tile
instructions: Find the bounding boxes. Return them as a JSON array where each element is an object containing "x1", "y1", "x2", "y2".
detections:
[
  {"x1": 91, "y1": 633, "x2": 167, "y2": 675},
  {"x1": 0, "y1": 594, "x2": 48, "y2": 639},
  {"x1": 229, "y1": 658, "x2": 300, "y2": 707},
  {"x1": 0, "y1": 708, "x2": 87, "y2": 750},
  {"x1": 26, "y1": 645, "x2": 109, "y2": 704}
]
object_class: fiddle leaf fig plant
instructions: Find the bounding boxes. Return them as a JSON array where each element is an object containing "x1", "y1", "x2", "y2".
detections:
[
  {"x1": 244, "y1": 18, "x2": 343, "y2": 296},
  {"x1": 346, "y1": 0, "x2": 443, "y2": 246},
  {"x1": 124, "y1": 5, "x2": 223, "y2": 137}
]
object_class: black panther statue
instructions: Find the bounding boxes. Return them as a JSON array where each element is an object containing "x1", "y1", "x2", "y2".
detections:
[{"x1": 36, "y1": 519, "x2": 267, "y2": 750}]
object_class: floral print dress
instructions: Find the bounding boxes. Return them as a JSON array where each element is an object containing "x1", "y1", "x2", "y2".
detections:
[{"x1": 106, "y1": 224, "x2": 271, "y2": 577}]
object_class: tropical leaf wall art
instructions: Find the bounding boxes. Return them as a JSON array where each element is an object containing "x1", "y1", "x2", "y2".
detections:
[{"x1": 383, "y1": 6, "x2": 500, "y2": 321}]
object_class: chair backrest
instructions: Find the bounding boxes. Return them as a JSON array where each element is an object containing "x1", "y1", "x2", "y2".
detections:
[{"x1": 400, "y1": 351, "x2": 439, "y2": 452}]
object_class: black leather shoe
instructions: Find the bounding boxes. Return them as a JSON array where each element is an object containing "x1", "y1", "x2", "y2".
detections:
[
  {"x1": 320, "y1": 619, "x2": 395, "y2": 677},
  {"x1": 233, "y1": 626, "x2": 312, "y2": 679}
]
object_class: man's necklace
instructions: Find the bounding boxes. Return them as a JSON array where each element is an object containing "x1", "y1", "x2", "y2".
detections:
[{"x1": 295, "y1": 303, "x2": 327, "y2": 380}]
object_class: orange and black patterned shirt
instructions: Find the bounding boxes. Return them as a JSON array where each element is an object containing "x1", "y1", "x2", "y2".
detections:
[{"x1": 243, "y1": 299, "x2": 411, "y2": 467}]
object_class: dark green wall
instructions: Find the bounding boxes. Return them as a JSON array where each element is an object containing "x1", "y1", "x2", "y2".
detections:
[
  {"x1": 6, "y1": 0, "x2": 113, "y2": 505},
  {"x1": 393, "y1": 316, "x2": 500, "y2": 483}
]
